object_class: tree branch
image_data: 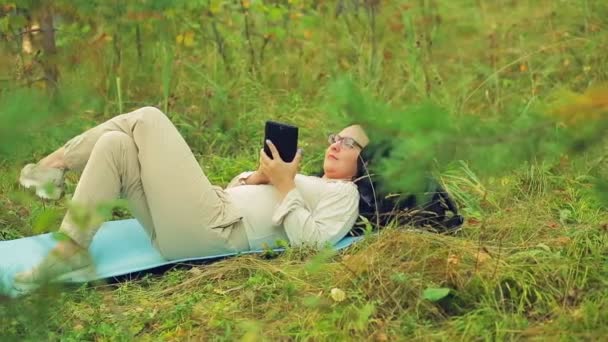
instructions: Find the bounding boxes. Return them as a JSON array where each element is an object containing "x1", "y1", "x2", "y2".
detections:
[
  {"x1": 241, "y1": 1, "x2": 257, "y2": 73},
  {"x1": 211, "y1": 18, "x2": 231, "y2": 73}
]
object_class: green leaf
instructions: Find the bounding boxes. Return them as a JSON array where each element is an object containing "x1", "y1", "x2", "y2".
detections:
[
  {"x1": 52, "y1": 231, "x2": 72, "y2": 242},
  {"x1": 422, "y1": 287, "x2": 451, "y2": 301},
  {"x1": 559, "y1": 209, "x2": 572, "y2": 224},
  {"x1": 32, "y1": 208, "x2": 61, "y2": 234},
  {"x1": 0, "y1": 17, "x2": 10, "y2": 33},
  {"x1": 390, "y1": 272, "x2": 408, "y2": 284},
  {"x1": 354, "y1": 303, "x2": 375, "y2": 331},
  {"x1": 275, "y1": 239, "x2": 289, "y2": 248},
  {"x1": 268, "y1": 7, "x2": 283, "y2": 22},
  {"x1": 305, "y1": 247, "x2": 336, "y2": 274},
  {"x1": 8, "y1": 14, "x2": 27, "y2": 30},
  {"x1": 271, "y1": 27, "x2": 286, "y2": 40},
  {"x1": 301, "y1": 14, "x2": 320, "y2": 29}
]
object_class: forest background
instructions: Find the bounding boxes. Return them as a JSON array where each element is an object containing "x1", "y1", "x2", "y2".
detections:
[{"x1": 1, "y1": 0, "x2": 608, "y2": 340}]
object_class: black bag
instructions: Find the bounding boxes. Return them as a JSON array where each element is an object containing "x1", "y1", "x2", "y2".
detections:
[
  {"x1": 352, "y1": 177, "x2": 464, "y2": 235},
  {"x1": 393, "y1": 179, "x2": 464, "y2": 231}
]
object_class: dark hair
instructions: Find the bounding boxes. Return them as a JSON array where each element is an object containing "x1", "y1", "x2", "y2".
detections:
[
  {"x1": 350, "y1": 141, "x2": 464, "y2": 235},
  {"x1": 351, "y1": 141, "x2": 397, "y2": 232}
]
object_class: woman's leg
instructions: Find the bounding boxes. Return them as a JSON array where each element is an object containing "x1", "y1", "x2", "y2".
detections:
[
  {"x1": 60, "y1": 131, "x2": 156, "y2": 247},
  {"x1": 36, "y1": 106, "x2": 174, "y2": 173},
  {"x1": 37, "y1": 147, "x2": 68, "y2": 169},
  {"x1": 17, "y1": 106, "x2": 248, "y2": 284},
  {"x1": 60, "y1": 106, "x2": 247, "y2": 259},
  {"x1": 15, "y1": 131, "x2": 155, "y2": 283}
]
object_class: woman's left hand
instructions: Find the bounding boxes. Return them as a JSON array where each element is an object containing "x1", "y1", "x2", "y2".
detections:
[{"x1": 260, "y1": 140, "x2": 302, "y2": 197}]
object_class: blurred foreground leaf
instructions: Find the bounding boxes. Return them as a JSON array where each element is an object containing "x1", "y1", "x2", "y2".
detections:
[
  {"x1": 0, "y1": 89, "x2": 53, "y2": 157},
  {"x1": 422, "y1": 287, "x2": 451, "y2": 302},
  {"x1": 326, "y1": 80, "x2": 608, "y2": 205},
  {"x1": 551, "y1": 84, "x2": 608, "y2": 125}
]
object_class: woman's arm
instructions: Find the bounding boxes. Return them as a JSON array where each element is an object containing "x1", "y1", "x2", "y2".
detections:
[
  {"x1": 225, "y1": 170, "x2": 269, "y2": 189},
  {"x1": 226, "y1": 146, "x2": 277, "y2": 189},
  {"x1": 272, "y1": 183, "x2": 360, "y2": 247},
  {"x1": 259, "y1": 140, "x2": 359, "y2": 246}
]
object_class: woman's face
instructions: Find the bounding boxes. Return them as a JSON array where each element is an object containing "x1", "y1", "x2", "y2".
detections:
[{"x1": 323, "y1": 125, "x2": 369, "y2": 180}]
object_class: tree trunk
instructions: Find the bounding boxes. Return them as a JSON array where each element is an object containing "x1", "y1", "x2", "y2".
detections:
[{"x1": 38, "y1": 6, "x2": 58, "y2": 89}]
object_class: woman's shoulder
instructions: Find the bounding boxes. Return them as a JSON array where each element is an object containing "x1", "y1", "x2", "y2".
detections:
[
  {"x1": 321, "y1": 181, "x2": 359, "y2": 208},
  {"x1": 296, "y1": 174, "x2": 358, "y2": 195}
]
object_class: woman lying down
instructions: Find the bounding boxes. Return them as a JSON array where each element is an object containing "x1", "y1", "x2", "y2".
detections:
[{"x1": 14, "y1": 106, "x2": 374, "y2": 289}]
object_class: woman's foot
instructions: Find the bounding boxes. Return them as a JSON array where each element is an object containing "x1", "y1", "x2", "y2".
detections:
[
  {"x1": 13, "y1": 239, "x2": 93, "y2": 287},
  {"x1": 20, "y1": 147, "x2": 69, "y2": 200},
  {"x1": 19, "y1": 163, "x2": 66, "y2": 200}
]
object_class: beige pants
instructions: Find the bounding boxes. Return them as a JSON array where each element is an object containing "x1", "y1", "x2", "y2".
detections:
[{"x1": 59, "y1": 106, "x2": 249, "y2": 260}]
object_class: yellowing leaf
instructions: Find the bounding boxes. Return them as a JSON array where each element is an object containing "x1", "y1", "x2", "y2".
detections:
[
  {"x1": 447, "y1": 254, "x2": 459, "y2": 266},
  {"x1": 552, "y1": 85, "x2": 608, "y2": 125},
  {"x1": 183, "y1": 31, "x2": 195, "y2": 47},
  {"x1": 339, "y1": 58, "x2": 350, "y2": 69},
  {"x1": 519, "y1": 63, "x2": 528, "y2": 72},
  {"x1": 164, "y1": 9, "x2": 176, "y2": 19},
  {"x1": 374, "y1": 332, "x2": 389, "y2": 341},
  {"x1": 210, "y1": 0, "x2": 222, "y2": 14},
  {"x1": 330, "y1": 288, "x2": 346, "y2": 302},
  {"x1": 176, "y1": 32, "x2": 195, "y2": 47},
  {"x1": 475, "y1": 250, "x2": 492, "y2": 263},
  {"x1": 2, "y1": 4, "x2": 16, "y2": 11}
]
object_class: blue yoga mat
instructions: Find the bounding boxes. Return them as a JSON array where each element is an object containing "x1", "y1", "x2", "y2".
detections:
[{"x1": 0, "y1": 219, "x2": 362, "y2": 297}]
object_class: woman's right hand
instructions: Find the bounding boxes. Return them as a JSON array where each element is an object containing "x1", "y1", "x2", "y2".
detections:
[
  {"x1": 246, "y1": 169, "x2": 269, "y2": 185},
  {"x1": 243, "y1": 151, "x2": 271, "y2": 185}
]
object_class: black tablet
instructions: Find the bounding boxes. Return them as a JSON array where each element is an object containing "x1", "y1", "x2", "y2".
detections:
[{"x1": 264, "y1": 121, "x2": 299, "y2": 162}]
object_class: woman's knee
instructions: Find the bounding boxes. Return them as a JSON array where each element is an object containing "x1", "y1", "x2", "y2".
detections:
[
  {"x1": 135, "y1": 106, "x2": 170, "y2": 125},
  {"x1": 95, "y1": 131, "x2": 136, "y2": 154}
]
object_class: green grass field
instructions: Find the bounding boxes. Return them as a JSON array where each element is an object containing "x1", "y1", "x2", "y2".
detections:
[{"x1": 1, "y1": 0, "x2": 608, "y2": 340}]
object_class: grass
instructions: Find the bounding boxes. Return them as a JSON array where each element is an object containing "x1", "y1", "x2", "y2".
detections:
[{"x1": 1, "y1": 0, "x2": 608, "y2": 340}]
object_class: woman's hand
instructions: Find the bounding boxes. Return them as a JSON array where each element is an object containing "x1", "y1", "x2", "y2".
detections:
[
  {"x1": 245, "y1": 170, "x2": 269, "y2": 185},
  {"x1": 245, "y1": 149, "x2": 272, "y2": 185},
  {"x1": 260, "y1": 140, "x2": 302, "y2": 198}
]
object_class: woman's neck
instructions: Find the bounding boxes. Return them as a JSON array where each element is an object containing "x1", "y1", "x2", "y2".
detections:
[{"x1": 322, "y1": 174, "x2": 352, "y2": 181}]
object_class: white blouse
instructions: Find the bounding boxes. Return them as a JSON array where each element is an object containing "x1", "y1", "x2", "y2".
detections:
[{"x1": 225, "y1": 173, "x2": 360, "y2": 250}]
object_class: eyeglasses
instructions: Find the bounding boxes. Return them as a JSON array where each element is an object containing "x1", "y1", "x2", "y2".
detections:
[{"x1": 328, "y1": 133, "x2": 363, "y2": 150}]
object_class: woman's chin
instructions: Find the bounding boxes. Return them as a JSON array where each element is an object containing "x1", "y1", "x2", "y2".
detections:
[{"x1": 323, "y1": 160, "x2": 336, "y2": 172}]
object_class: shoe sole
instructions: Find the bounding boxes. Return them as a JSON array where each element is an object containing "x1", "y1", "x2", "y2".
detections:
[
  {"x1": 19, "y1": 175, "x2": 64, "y2": 200},
  {"x1": 12, "y1": 281, "x2": 40, "y2": 295},
  {"x1": 55, "y1": 264, "x2": 96, "y2": 282},
  {"x1": 13, "y1": 264, "x2": 96, "y2": 295}
]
